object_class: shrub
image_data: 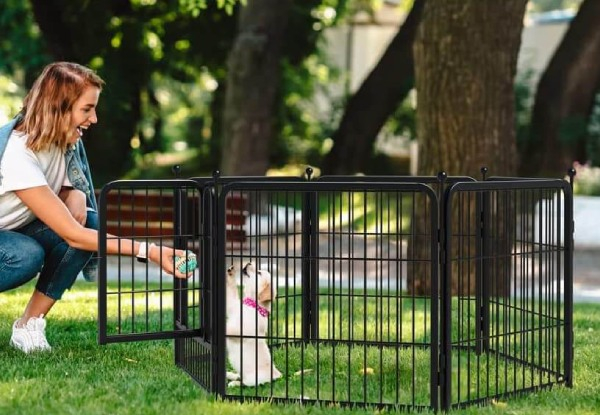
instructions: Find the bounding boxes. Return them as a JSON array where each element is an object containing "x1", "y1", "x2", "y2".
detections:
[{"x1": 570, "y1": 161, "x2": 600, "y2": 196}]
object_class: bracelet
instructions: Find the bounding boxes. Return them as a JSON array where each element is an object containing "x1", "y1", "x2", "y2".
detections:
[{"x1": 136, "y1": 242, "x2": 156, "y2": 263}]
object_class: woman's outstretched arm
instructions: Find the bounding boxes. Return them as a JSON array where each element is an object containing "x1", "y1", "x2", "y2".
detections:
[{"x1": 15, "y1": 184, "x2": 191, "y2": 278}]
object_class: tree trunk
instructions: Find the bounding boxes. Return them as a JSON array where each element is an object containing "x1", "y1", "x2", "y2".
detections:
[
  {"x1": 322, "y1": 0, "x2": 425, "y2": 175},
  {"x1": 521, "y1": 0, "x2": 600, "y2": 177},
  {"x1": 414, "y1": 1, "x2": 526, "y2": 178},
  {"x1": 29, "y1": 0, "x2": 76, "y2": 60},
  {"x1": 220, "y1": 0, "x2": 293, "y2": 176},
  {"x1": 410, "y1": 0, "x2": 527, "y2": 295}
]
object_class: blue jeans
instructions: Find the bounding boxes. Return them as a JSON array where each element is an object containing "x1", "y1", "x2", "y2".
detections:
[{"x1": 0, "y1": 211, "x2": 97, "y2": 300}]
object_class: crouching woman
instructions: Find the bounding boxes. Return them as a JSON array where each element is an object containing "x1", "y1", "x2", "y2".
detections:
[{"x1": 0, "y1": 62, "x2": 190, "y2": 353}]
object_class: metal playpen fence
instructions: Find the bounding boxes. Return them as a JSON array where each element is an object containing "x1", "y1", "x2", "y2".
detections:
[{"x1": 97, "y1": 170, "x2": 573, "y2": 411}]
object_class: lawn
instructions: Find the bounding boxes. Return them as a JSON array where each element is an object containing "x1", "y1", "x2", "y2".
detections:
[{"x1": 1, "y1": 280, "x2": 600, "y2": 415}]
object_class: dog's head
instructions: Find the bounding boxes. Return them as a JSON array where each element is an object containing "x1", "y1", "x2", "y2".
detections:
[
  {"x1": 242, "y1": 262, "x2": 275, "y2": 304},
  {"x1": 227, "y1": 264, "x2": 236, "y2": 278}
]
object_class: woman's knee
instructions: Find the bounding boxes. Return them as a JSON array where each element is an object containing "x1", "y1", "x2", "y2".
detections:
[
  {"x1": 0, "y1": 233, "x2": 45, "y2": 292},
  {"x1": 85, "y1": 210, "x2": 98, "y2": 230}
]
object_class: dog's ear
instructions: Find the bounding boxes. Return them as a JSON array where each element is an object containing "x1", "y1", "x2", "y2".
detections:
[
  {"x1": 227, "y1": 265, "x2": 235, "y2": 277},
  {"x1": 258, "y1": 279, "x2": 272, "y2": 303}
]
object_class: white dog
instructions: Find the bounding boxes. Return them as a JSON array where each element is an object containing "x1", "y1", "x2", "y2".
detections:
[{"x1": 225, "y1": 262, "x2": 282, "y2": 387}]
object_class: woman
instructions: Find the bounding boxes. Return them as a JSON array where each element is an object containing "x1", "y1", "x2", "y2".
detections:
[{"x1": 0, "y1": 62, "x2": 189, "y2": 353}]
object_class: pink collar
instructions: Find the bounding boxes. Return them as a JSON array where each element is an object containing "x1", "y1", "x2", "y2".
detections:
[{"x1": 242, "y1": 297, "x2": 270, "y2": 317}]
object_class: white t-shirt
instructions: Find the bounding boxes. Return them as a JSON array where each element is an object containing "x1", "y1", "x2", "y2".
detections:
[{"x1": 0, "y1": 131, "x2": 67, "y2": 230}]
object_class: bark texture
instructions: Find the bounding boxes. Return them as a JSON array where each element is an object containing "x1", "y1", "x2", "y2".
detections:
[
  {"x1": 521, "y1": 0, "x2": 600, "y2": 177},
  {"x1": 221, "y1": 0, "x2": 293, "y2": 176},
  {"x1": 322, "y1": 0, "x2": 425, "y2": 175},
  {"x1": 410, "y1": 0, "x2": 528, "y2": 295},
  {"x1": 414, "y1": 0, "x2": 527, "y2": 178}
]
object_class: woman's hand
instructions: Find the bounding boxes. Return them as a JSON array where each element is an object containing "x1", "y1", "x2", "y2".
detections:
[
  {"x1": 147, "y1": 244, "x2": 194, "y2": 279},
  {"x1": 58, "y1": 187, "x2": 87, "y2": 225}
]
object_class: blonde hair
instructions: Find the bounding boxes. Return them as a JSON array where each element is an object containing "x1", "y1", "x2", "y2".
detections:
[{"x1": 19, "y1": 62, "x2": 105, "y2": 152}]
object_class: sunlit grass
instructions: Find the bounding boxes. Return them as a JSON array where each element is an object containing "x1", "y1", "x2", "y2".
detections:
[{"x1": 1, "y1": 281, "x2": 599, "y2": 414}]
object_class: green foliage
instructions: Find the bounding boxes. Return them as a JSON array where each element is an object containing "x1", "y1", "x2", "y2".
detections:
[
  {"x1": 586, "y1": 93, "x2": 600, "y2": 166},
  {"x1": 0, "y1": 0, "x2": 378, "y2": 183},
  {"x1": 0, "y1": 74, "x2": 25, "y2": 124},
  {"x1": 275, "y1": 56, "x2": 343, "y2": 168},
  {"x1": 559, "y1": 114, "x2": 588, "y2": 147},
  {"x1": 571, "y1": 161, "x2": 600, "y2": 196},
  {"x1": 271, "y1": 1, "x2": 354, "y2": 168},
  {"x1": 528, "y1": 0, "x2": 583, "y2": 12},
  {"x1": 0, "y1": 0, "x2": 51, "y2": 83},
  {"x1": 514, "y1": 71, "x2": 600, "y2": 176},
  {"x1": 381, "y1": 89, "x2": 417, "y2": 141},
  {"x1": 514, "y1": 69, "x2": 535, "y2": 152}
]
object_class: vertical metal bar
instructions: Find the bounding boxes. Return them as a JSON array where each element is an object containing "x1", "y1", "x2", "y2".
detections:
[
  {"x1": 173, "y1": 182, "x2": 187, "y2": 365},
  {"x1": 310, "y1": 190, "x2": 319, "y2": 342},
  {"x1": 213, "y1": 182, "x2": 227, "y2": 396},
  {"x1": 564, "y1": 180, "x2": 574, "y2": 387},
  {"x1": 301, "y1": 185, "x2": 317, "y2": 341},
  {"x1": 476, "y1": 188, "x2": 491, "y2": 354},
  {"x1": 202, "y1": 185, "x2": 213, "y2": 344},
  {"x1": 429, "y1": 187, "x2": 440, "y2": 412},
  {"x1": 98, "y1": 187, "x2": 109, "y2": 344},
  {"x1": 362, "y1": 190, "x2": 368, "y2": 404},
  {"x1": 441, "y1": 175, "x2": 452, "y2": 412}
]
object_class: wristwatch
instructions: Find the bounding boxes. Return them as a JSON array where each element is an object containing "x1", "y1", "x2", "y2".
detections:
[{"x1": 136, "y1": 242, "x2": 156, "y2": 263}]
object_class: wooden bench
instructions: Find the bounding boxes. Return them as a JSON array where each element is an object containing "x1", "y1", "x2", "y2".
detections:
[{"x1": 95, "y1": 190, "x2": 248, "y2": 243}]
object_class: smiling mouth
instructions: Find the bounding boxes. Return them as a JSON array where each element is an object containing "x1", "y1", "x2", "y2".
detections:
[{"x1": 76, "y1": 125, "x2": 90, "y2": 137}]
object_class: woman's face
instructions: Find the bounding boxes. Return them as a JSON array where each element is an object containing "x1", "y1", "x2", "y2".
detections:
[{"x1": 68, "y1": 86, "x2": 100, "y2": 144}]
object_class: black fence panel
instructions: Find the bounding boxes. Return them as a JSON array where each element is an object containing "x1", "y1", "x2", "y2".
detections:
[
  {"x1": 214, "y1": 181, "x2": 439, "y2": 410},
  {"x1": 97, "y1": 174, "x2": 573, "y2": 412},
  {"x1": 442, "y1": 179, "x2": 573, "y2": 410},
  {"x1": 97, "y1": 179, "x2": 205, "y2": 344}
]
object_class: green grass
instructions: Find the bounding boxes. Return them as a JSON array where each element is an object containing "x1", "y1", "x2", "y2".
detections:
[{"x1": 1, "y1": 281, "x2": 600, "y2": 414}]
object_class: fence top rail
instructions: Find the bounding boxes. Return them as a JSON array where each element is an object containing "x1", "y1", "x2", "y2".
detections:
[
  {"x1": 219, "y1": 180, "x2": 438, "y2": 197},
  {"x1": 317, "y1": 175, "x2": 476, "y2": 184},
  {"x1": 446, "y1": 178, "x2": 572, "y2": 194},
  {"x1": 100, "y1": 178, "x2": 203, "y2": 192},
  {"x1": 190, "y1": 175, "x2": 304, "y2": 183},
  {"x1": 486, "y1": 175, "x2": 567, "y2": 182}
]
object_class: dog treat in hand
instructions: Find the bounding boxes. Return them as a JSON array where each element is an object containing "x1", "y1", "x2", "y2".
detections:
[{"x1": 174, "y1": 251, "x2": 197, "y2": 273}]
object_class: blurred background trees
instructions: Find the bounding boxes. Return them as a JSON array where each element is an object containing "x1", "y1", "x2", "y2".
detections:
[{"x1": 0, "y1": 0, "x2": 598, "y2": 185}]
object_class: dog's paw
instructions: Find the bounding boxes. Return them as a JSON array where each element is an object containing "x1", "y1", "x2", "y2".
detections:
[
  {"x1": 226, "y1": 371, "x2": 240, "y2": 381},
  {"x1": 243, "y1": 262, "x2": 255, "y2": 276},
  {"x1": 227, "y1": 380, "x2": 242, "y2": 388}
]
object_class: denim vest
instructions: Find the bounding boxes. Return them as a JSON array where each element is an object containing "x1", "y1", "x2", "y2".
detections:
[{"x1": 0, "y1": 115, "x2": 98, "y2": 281}]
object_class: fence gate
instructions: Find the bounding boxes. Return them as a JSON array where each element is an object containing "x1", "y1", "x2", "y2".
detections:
[{"x1": 97, "y1": 179, "x2": 214, "y2": 388}]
